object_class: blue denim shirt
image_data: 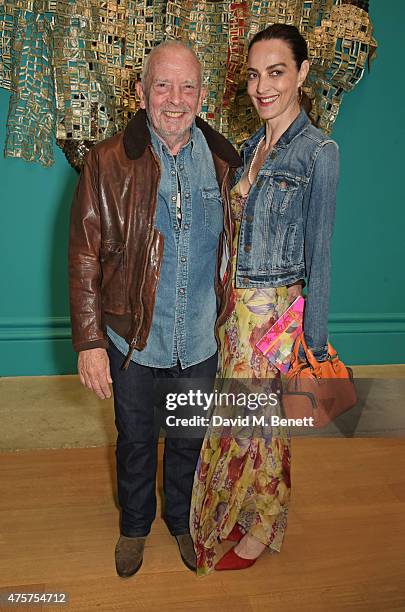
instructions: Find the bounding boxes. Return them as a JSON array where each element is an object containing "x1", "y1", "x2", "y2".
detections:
[
  {"x1": 108, "y1": 122, "x2": 223, "y2": 368},
  {"x1": 234, "y1": 109, "x2": 339, "y2": 360}
]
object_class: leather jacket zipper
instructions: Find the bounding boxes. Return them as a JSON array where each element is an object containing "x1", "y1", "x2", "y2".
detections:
[
  {"x1": 216, "y1": 165, "x2": 234, "y2": 329},
  {"x1": 123, "y1": 146, "x2": 161, "y2": 370},
  {"x1": 223, "y1": 167, "x2": 233, "y2": 283}
]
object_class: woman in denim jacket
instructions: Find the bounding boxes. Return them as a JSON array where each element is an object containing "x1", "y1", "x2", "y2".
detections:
[{"x1": 191, "y1": 24, "x2": 339, "y2": 573}]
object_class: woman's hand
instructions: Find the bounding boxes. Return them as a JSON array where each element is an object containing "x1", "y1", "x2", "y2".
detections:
[{"x1": 287, "y1": 282, "x2": 303, "y2": 304}]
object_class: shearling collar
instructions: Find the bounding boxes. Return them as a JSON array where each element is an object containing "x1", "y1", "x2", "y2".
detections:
[{"x1": 123, "y1": 109, "x2": 241, "y2": 167}]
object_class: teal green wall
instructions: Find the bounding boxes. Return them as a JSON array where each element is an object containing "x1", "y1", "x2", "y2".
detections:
[
  {"x1": 0, "y1": 2, "x2": 404, "y2": 375},
  {"x1": 328, "y1": 0, "x2": 405, "y2": 364},
  {"x1": 0, "y1": 97, "x2": 78, "y2": 376}
]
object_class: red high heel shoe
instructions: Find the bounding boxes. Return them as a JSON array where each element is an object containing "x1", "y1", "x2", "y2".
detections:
[
  {"x1": 214, "y1": 546, "x2": 257, "y2": 571},
  {"x1": 225, "y1": 523, "x2": 246, "y2": 542}
]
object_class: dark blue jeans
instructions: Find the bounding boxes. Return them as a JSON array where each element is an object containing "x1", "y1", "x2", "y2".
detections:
[{"x1": 108, "y1": 342, "x2": 217, "y2": 537}]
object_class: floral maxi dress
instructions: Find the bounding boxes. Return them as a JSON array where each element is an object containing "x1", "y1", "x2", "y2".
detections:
[{"x1": 190, "y1": 183, "x2": 292, "y2": 575}]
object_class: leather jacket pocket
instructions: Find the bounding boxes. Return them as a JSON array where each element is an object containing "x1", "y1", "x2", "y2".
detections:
[{"x1": 100, "y1": 241, "x2": 126, "y2": 314}]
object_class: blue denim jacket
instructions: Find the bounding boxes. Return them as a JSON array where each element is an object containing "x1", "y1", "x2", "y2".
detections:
[
  {"x1": 235, "y1": 109, "x2": 339, "y2": 360},
  {"x1": 108, "y1": 122, "x2": 223, "y2": 368}
]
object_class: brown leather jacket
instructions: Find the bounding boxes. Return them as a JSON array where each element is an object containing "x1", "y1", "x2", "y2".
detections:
[{"x1": 69, "y1": 109, "x2": 241, "y2": 364}]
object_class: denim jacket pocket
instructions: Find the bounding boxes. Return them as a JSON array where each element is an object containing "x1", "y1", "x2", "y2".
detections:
[
  {"x1": 253, "y1": 175, "x2": 302, "y2": 271},
  {"x1": 100, "y1": 241, "x2": 126, "y2": 314},
  {"x1": 281, "y1": 223, "x2": 298, "y2": 264},
  {"x1": 201, "y1": 187, "x2": 224, "y2": 238},
  {"x1": 265, "y1": 174, "x2": 300, "y2": 214}
]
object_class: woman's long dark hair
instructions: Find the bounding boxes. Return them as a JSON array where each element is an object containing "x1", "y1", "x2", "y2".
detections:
[{"x1": 248, "y1": 24, "x2": 312, "y2": 116}]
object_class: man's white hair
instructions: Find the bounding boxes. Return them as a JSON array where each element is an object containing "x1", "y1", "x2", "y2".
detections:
[{"x1": 141, "y1": 40, "x2": 202, "y2": 88}]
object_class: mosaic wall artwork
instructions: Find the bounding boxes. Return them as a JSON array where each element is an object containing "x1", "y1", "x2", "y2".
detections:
[{"x1": 0, "y1": 1, "x2": 377, "y2": 169}]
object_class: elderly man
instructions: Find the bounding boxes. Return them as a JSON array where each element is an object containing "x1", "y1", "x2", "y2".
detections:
[{"x1": 69, "y1": 40, "x2": 240, "y2": 577}]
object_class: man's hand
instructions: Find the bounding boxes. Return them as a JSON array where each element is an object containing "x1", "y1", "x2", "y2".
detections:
[
  {"x1": 287, "y1": 282, "x2": 303, "y2": 304},
  {"x1": 78, "y1": 348, "x2": 113, "y2": 400}
]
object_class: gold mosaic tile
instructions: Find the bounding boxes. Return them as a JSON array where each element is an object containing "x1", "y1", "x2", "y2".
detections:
[{"x1": 0, "y1": 0, "x2": 377, "y2": 168}]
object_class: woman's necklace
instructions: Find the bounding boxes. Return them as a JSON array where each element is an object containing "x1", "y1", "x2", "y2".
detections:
[{"x1": 247, "y1": 136, "x2": 266, "y2": 186}]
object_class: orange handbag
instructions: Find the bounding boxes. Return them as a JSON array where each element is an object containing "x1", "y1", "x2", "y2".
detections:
[{"x1": 283, "y1": 333, "x2": 357, "y2": 428}]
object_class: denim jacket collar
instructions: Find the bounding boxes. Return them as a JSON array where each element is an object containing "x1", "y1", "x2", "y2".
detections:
[
  {"x1": 242, "y1": 108, "x2": 311, "y2": 162},
  {"x1": 276, "y1": 108, "x2": 311, "y2": 147}
]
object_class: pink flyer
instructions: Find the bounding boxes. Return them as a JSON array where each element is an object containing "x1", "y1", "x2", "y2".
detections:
[{"x1": 256, "y1": 296, "x2": 305, "y2": 373}]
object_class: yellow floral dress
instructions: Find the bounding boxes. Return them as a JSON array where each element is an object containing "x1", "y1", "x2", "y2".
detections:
[{"x1": 190, "y1": 183, "x2": 292, "y2": 575}]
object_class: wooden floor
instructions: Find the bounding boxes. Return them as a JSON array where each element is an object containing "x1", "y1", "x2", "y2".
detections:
[{"x1": 0, "y1": 440, "x2": 404, "y2": 611}]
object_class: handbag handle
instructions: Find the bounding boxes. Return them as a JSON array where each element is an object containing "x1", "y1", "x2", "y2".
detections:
[{"x1": 291, "y1": 333, "x2": 337, "y2": 373}]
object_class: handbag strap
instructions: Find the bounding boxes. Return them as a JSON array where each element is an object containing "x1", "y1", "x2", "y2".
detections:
[{"x1": 292, "y1": 333, "x2": 338, "y2": 373}]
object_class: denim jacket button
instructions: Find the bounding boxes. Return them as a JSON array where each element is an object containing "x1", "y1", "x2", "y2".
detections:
[
  {"x1": 244, "y1": 245, "x2": 252, "y2": 252},
  {"x1": 243, "y1": 276, "x2": 249, "y2": 285},
  {"x1": 246, "y1": 215, "x2": 253, "y2": 223},
  {"x1": 271, "y1": 151, "x2": 277, "y2": 159},
  {"x1": 279, "y1": 180, "x2": 287, "y2": 189}
]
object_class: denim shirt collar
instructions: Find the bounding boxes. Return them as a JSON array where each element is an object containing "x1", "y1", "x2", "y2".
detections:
[
  {"x1": 242, "y1": 108, "x2": 311, "y2": 162},
  {"x1": 147, "y1": 119, "x2": 197, "y2": 159}
]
